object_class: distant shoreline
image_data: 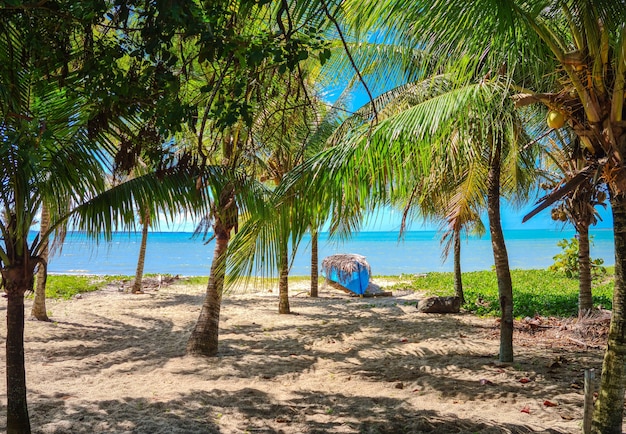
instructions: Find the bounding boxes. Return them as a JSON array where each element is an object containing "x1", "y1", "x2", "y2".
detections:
[{"x1": 45, "y1": 228, "x2": 616, "y2": 276}]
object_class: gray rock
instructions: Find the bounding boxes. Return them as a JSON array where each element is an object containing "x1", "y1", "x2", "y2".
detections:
[{"x1": 417, "y1": 296, "x2": 461, "y2": 313}]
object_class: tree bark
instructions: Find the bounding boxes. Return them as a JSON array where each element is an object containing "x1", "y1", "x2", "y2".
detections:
[
  {"x1": 132, "y1": 211, "x2": 150, "y2": 294},
  {"x1": 592, "y1": 191, "x2": 626, "y2": 433},
  {"x1": 31, "y1": 203, "x2": 49, "y2": 321},
  {"x1": 187, "y1": 185, "x2": 237, "y2": 356},
  {"x1": 577, "y1": 223, "x2": 593, "y2": 316},
  {"x1": 487, "y1": 141, "x2": 514, "y2": 363},
  {"x1": 186, "y1": 224, "x2": 230, "y2": 357},
  {"x1": 453, "y1": 228, "x2": 464, "y2": 304},
  {"x1": 310, "y1": 230, "x2": 319, "y2": 298},
  {"x1": 278, "y1": 245, "x2": 290, "y2": 314},
  {"x1": 3, "y1": 262, "x2": 36, "y2": 434}
]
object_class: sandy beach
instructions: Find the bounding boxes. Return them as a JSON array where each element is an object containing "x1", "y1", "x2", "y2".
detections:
[{"x1": 0, "y1": 277, "x2": 607, "y2": 433}]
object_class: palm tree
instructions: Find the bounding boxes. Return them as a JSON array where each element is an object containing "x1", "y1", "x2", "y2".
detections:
[
  {"x1": 261, "y1": 127, "x2": 323, "y2": 314},
  {"x1": 444, "y1": 195, "x2": 488, "y2": 305},
  {"x1": 540, "y1": 134, "x2": 607, "y2": 317},
  {"x1": 31, "y1": 203, "x2": 51, "y2": 321},
  {"x1": 393, "y1": 141, "x2": 488, "y2": 305},
  {"x1": 106, "y1": 158, "x2": 155, "y2": 295},
  {"x1": 336, "y1": 73, "x2": 535, "y2": 362},
  {"x1": 225, "y1": 81, "x2": 346, "y2": 314},
  {"x1": 117, "y1": 158, "x2": 159, "y2": 295},
  {"x1": 0, "y1": 3, "x2": 223, "y2": 431},
  {"x1": 187, "y1": 176, "x2": 245, "y2": 356},
  {"x1": 0, "y1": 113, "x2": 209, "y2": 434},
  {"x1": 250, "y1": 71, "x2": 534, "y2": 366},
  {"x1": 318, "y1": 35, "x2": 533, "y2": 321},
  {"x1": 132, "y1": 207, "x2": 151, "y2": 294},
  {"x1": 232, "y1": 49, "x2": 342, "y2": 314},
  {"x1": 185, "y1": 111, "x2": 267, "y2": 356},
  {"x1": 182, "y1": 0, "x2": 335, "y2": 353},
  {"x1": 185, "y1": 36, "x2": 312, "y2": 353},
  {"x1": 335, "y1": 1, "x2": 626, "y2": 430},
  {"x1": 0, "y1": 11, "x2": 102, "y2": 430},
  {"x1": 310, "y1": 228, "x2": 319, "y2": 297},
  {"x1": 0, "y1": 90, "x2": 208, "y2": 434}
]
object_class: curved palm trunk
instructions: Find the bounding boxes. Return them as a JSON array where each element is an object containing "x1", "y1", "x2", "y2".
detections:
[
  {"x1": 3, "y1": 260, "x2": 37, "y2": 434},
  {"x1": 487, "y1": 141, "x2": 514, "y2": 363},
  {"x1": 310, "y1": 230, "x2": 319, "y2": 298},
  {"x1": 186, "y1": 223, "x2": 230, "y2": 356},
  {"x1": 577, "y1": 223, "x2": 593, "y2": 316},
  {"x1": 132, "y1": 213, "x2": 150, "y2": 294},
  {"x1": 453, "y1": 227, "x2": 464, "y2": 304},
  {"x1": 592, "y1": 192, "x2": 626, "y2": 433},
  {"x1": 278, "y1": 244, "x2": 290, "y2": 313},
  {"x1": 31, "y1": 203, "x2": 50, "y2": 321}
]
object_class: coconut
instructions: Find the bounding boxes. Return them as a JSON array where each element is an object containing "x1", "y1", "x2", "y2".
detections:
[{"x1": 547, "y1": 110, "x2": 565, "y2": 129}]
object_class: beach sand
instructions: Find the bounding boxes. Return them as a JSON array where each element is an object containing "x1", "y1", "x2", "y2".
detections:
[{"x1": 0, "y1": 277, "x2": 607, "y2": 433}]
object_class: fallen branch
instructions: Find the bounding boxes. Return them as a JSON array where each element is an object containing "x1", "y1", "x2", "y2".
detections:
[{"x1": 567, "y1": 336, "x2": 603, "y2": 349}]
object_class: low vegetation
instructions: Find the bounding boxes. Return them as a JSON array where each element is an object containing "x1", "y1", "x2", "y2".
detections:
[
  {"x1": 36, "y1": 275, "x2": 124, "y2": 300},
  {"x1": 39, "y1": 270, "x2": 614, "y2": 320},
  {"x1": 395, "y1": 268, "x2": 614, "y2": 318}
]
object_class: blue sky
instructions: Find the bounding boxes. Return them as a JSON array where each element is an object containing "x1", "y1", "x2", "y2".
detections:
[
  {"x1": 357, "y1": 200, "x2": 613, "y2": 232},
  {"x1": 161, "y1": 198, "x2": 613, "y2": 233},
  {"x1": 322, "y1": 83, "x2": 615, "y2": 233}
]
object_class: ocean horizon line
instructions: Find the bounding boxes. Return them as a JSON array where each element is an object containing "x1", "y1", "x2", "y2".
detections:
[{"x1": 43, "y1": 227, "x2": 616, "y2": 277}]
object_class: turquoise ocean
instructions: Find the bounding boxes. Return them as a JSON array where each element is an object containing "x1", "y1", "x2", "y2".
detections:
[{"x1": 46, "y1": 229, "x2": 616, "y2": 276}]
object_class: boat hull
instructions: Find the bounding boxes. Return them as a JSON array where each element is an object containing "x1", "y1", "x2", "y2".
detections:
[{"x1": 323, "y1": 263, "x2": 370, "y2": 295}]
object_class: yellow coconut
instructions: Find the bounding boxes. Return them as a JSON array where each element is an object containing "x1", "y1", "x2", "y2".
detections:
[{"x1": 547, "y1": 110, "x2": 565, "y2": 129}]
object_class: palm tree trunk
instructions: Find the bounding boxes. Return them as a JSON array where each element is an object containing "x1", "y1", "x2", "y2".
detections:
[
  {"x1": 592, "y1": 191, "x2": 626, "y2": 433},
  {"x1": 278, "y1": 245, "x2": 290, "y2": 314},
  {"x1": 487, "y1": 141, "x2": 514, "y2": 363},
  {"x1": 3, "y1": 262, "x2": 36, "y2": 434},
  {"x1": 453, "y1": 228, "x2": 464, "y2": 304},
  {"x1": 310, "y1": 229, "x2": 319, "y2": 298},
  {"x1": 577, "y1": 223, "x2": 593, "y2": 316},
  {"x1": 31, "y1": 203, "x2": 50, "y2": 321},
  {"x1": 186, "y1": 223, "x2": 230, "y2": 357},
  {"x1": 132, "y1": 212, "x2": 150, "y2": 294}
]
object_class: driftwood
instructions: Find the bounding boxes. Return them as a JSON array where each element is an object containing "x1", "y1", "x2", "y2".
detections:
[
  {"x1": 567, "y1": 336, "x2": 603, "y2": 350},
  {"x1": 325, "y1": 278, "x2": 392, "y2": 297},
  {"x1": 325, "y1": 278, "x2": 353, "y2": 294}
]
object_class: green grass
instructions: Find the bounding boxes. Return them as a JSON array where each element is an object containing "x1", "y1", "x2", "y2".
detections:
[
  {"x1": 38, "y1": 273, "x2": 212, "y2": 299},
  {"x1": 39, "y1": 275, "x2": 124, "y2": 299},
  {"x1": 394, "y1": 268, "x2": 614, "y2": 318},
  {"x1": 178, "y1": 276, "x2": 207, "y2": 285}
]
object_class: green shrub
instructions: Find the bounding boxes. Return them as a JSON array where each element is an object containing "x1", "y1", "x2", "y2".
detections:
[{"x1": 549, "y1": 236, "x2": 606, "y2": 279}]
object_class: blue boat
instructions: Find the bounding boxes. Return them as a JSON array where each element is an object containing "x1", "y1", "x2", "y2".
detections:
[{"x1": 321, "y1": 254, "x2": 371, "y2": 295}]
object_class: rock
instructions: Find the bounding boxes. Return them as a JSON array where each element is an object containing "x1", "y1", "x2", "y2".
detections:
[{"x1": 417, "y1": 296, "x2": 461, "y2": 313}]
